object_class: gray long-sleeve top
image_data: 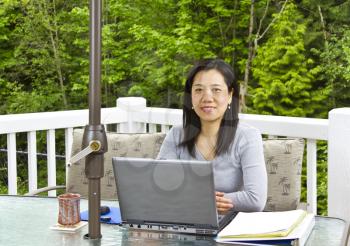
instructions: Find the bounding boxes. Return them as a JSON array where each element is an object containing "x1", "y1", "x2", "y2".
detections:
[{"x1": 157, "y1": 123, "x2": 267, "y2": 212}]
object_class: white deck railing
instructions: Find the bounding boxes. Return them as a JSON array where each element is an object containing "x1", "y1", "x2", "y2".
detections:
[{"x1": 0, "y1": 97, "x2": 349, "y2": 223}]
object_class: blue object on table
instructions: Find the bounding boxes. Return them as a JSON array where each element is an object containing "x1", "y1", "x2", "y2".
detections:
[{"x1": 80, "y1": 206, "x2": 121, "y2": 224}]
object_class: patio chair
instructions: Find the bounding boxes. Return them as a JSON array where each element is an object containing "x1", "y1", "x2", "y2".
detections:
[
  {"x1": 25, "y1": 129, "x2": 166, "y2": 199},
  {"x1": 26, "y1": 129, "x2": 305, "y2": 211}
]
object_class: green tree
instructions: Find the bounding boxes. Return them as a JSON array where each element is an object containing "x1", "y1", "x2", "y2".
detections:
[
  {"x1": 250, "y1": 2, "x2": 327, "y2": 117},
  {"x1": 298, "y1": 0, "x2": 350, "y2": 109},
  {"x1": 119, "y1": 0, "x2": 252, "y2": 107},
  {"x1": 0, "y1": 0, "x2": 23, "y2": 113},
  {"x1": 319, "y1": 27, "x2": 350, "y2": 108},
  {"x1": 0, "y1": 0, "x2": 89, "y2": 114}
]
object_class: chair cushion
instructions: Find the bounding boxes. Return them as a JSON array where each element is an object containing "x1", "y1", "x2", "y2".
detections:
[
  {"x1": 67, "y1": 129, "x2": 304, "y2": 209},
  {"x1": 263, "y1": 138, "x2": 305, "y2": 211},
  {"x1": 66, "y1": 129, "x2": 166, "y2": 200}
]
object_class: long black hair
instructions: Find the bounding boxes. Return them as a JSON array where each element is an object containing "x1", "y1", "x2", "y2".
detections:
[{"x1": 181, "y1": 59, "x2": 239, "y2": 157}]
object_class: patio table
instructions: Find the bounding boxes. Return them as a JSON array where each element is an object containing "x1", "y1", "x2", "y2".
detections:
[{"x1": 0, "y1": 195, "x2": 348, "y2": 246}]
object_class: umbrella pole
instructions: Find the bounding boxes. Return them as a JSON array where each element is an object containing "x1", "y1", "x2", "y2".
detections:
[{"x1": 83, "y1": 0, "x2": 107, "y2": 240}]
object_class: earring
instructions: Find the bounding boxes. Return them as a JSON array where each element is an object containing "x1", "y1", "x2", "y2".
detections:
[
  {"x1": 228, "y1": 104, "x2": 231, "y2": 109},
  {"x1": 192, "y1": 106, "x2": 194, "y2": 110}
]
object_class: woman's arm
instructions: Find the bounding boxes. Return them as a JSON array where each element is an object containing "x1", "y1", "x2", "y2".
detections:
[
  {"x1": 157, "y1": 126, "x2": 180, "y2": 160},
  {"x1": 225, "y1": 127, "x2": 267, "y2": 212}
]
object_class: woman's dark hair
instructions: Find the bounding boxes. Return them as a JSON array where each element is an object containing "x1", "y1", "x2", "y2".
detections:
[{"x1": 181, "y1": 58, "x2": 240, "y2": 157}]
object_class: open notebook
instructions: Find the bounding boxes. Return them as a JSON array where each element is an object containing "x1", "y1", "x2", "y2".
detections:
[
  {"x1": 112, "y1": 157, "x2": 237, "y2": 235},
  {"x1": 216, "y1": 210, "x2": 315, "y2": 246}
]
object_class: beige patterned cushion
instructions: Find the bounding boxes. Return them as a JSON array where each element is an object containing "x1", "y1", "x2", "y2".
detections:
[
  {"x1": 66, "y1": 129, "x2": 166, "y2": 200},
  {"x1": 263, "y1": 138, "x2": 305, "y2": 211}
]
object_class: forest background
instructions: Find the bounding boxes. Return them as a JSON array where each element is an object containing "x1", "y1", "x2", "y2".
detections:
[{"x1": 0, "y1": 0, "x2": 350, "y2": 215}]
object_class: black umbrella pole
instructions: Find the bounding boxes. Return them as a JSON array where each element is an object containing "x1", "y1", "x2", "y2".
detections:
[
  {"x1": 83, "y1": 126, "x2": 107, "y2": 240},
  {"x1": 83, "y1": 0, "x2": 107, "y2": 240},
  {"x1": 89, "y1": 0, "x2": 101, "y2": 126},
  {"x1": 88, "y1": 178, "x2": 101, "y2": 237}
]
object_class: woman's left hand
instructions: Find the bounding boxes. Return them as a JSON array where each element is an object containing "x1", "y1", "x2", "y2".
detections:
[{"x1": 216, "y1": 191, "x2": 234, "y2": 214}]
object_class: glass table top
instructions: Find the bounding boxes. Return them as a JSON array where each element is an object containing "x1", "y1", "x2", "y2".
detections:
[{"x1": 0, "y1": 195, "x2": 348, "y2": 246}]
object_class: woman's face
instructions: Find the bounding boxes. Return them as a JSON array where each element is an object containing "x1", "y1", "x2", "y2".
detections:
[{"x1": 191, "y1": 69, "x2": 232, "y2": 125}]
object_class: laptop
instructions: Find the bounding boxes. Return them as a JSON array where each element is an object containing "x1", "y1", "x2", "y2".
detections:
[{"x1": 112, "y1": 157, "x2": 237, "y2": 235}]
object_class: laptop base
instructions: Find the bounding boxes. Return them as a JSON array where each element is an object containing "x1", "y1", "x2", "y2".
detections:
[{"x1": 122, "y1": 223, "x2": 218, "y2": 235}]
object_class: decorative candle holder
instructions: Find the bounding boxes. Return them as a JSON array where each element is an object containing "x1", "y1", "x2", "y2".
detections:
[{"x1": 58, "y1": 193, "x2": 81, "y2": 225}]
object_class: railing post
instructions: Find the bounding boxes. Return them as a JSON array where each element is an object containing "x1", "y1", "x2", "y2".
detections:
[
  {"x1": 47, "y1": 129, "x2": 56, "y2": 197},
  {"x1": 7, "y1": 133, "x2": 17, "y2": 195},
  {"x1": 116, "y1": 97, "x2": 146, "y2": 133},
  {"x1": 27, "y1": 131, "x2": 38, "y2": 192},
  {"x1": 328, "y1": 108, "x2": 350, "y2": 222},
  {"x1": 306, "y1": 139, "x2": 317, "y2": 214},
  {"x1": 65, "y1": 128, "x2": 74, "y2": 183}
]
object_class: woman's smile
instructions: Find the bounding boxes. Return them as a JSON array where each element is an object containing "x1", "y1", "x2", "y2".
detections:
[{"x1": 200, "y1": 106, "x2": 216, "y2": 113}]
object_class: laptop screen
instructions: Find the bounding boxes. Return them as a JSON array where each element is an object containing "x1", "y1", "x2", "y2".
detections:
[{"x1": 112, "y1": 157, "x2": 219, "y2": 227}]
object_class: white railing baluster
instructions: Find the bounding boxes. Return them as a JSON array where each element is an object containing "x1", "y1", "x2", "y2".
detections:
[
  {"x1": 307, "y1": 139, "x2": 317, "y2": 214},
  {"x1": 267, "y1": 135, "x2": 277, "y2": 139},
  {"x1": 65, "y1": 128, "x2": 73, "y2": 182},
  {"x1": 7, "y1": 133, "x2": 17, "y2": 195},
  {"x1": 161, "y1": 125, "x2": 170, "y2": 133},
  {"x1": 27, "y1": 131, "x2": 37, "y2": 192},
  {"x1": 148, "y1": 124, "x2": 157, "y2": 133},
  {"x1": 47, "y1": 129, "x2": 56, "y2": 196}
]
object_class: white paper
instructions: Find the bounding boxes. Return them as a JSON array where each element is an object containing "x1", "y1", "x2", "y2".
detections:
[
  {"x1": 216, "y1": 214, "x2": 315, "y2": 245},
  {"x1": 218, "y1": 209, "x2": 306, "y2": 237}
]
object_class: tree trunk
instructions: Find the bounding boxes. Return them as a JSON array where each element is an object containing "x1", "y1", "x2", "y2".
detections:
[
  {"x1": 231, "y1": 0, "x2": 238, "y2": 74},
  {"x1": 47, "y1": 0, "x2": 68, "y2": 108},
  {"x1": 253, "y1": 0, "x2": 271, "y2": 58},
  {"x1": 167, "y1": 87, "x2": 171, "y2": 108},
  {"x1": 241, "y1": 0, "x2": 255, "y2": 113},
  {"x1": 241, "y1": 0, "x2": 289, "y2": 112},
  {"x1": 318, "y1": 5, "x2": 334, "y2": 107},
  {"x1": 49, "y1": 33, "x2": 67, "y2": 108}
]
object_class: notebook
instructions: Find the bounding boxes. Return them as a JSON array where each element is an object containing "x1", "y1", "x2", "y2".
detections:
[
  {"x1": 215, "y1": 213, "x2": 315, "y2": 246},
  {"x1": 112, "y1": 157, "x2": 237, "y2": 235}
]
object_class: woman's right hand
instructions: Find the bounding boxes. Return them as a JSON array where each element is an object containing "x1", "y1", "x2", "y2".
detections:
[{"x1": 216, "y1": 191, "x2": 234, "y2": 214}]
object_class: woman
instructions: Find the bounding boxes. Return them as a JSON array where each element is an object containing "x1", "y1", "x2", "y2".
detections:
[{"x1": 157, "y1": 59, "x2": 267, "y2": 213}]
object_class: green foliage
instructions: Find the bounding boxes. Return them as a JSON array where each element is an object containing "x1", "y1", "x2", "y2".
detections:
[
  {"x1": 0, "y1": 1, "x2": 347, "y2": 113},
  {"x1": 111, "y1": 0, "x2": 251, "y2": 107},
  {"x1": 298, "y1": 1, "x2": 350, "y2": 112},
  {"x1": 0, "y1": 0, "x2": 90, "y2": 113},
  {"x1": 319, "y1": 27, "x2": 350, "y2": 108},
  {"x1": 5, "y1": 83, "x2": 63, "y2": 113},
  {"x1": 251, "y1": 2, "x2": 327, "y2": 117}
]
